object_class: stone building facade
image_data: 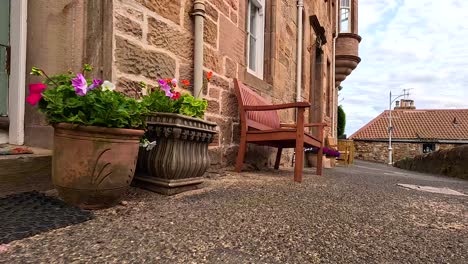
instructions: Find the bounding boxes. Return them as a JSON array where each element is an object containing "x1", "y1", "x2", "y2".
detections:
[
  {"x1": 350, "y1": 106, "x2": 468, "y2": 163},
  {"x1": 2, "y1": 0, "x2": 361, "y2": 169},
  {"x1": 353, "y1": 141, "x2": 460, "y2": 163}
]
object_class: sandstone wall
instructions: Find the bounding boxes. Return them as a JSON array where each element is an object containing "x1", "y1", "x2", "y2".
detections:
[
  {"x1": 24, "y1": 0, "x2": 114, "y2": 149},
  {"x1": 354, "y1": 140, "x2": 463, "y2": 164},
  {"x1": 394, "y1": 145, "x2": 468, "y2": 180},
  {"x1": 112, "y1": 0, "x2": 337, "y2": 168},
  {"x1": 25, "y1": 0, "x2": 88, "y2": 148}
]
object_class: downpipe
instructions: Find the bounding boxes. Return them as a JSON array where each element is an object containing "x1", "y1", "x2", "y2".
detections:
[
  {"x1": 192, "y1": 0, "x2": 206, "y2": 98},
  {"x1": 296, "y1": 0, "x2": 304, "y2": 102}
]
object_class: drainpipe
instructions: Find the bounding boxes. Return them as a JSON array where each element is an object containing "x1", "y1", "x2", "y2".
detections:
[
  {"x1": 333, "y1": 0, "x2": 339, "y2": 137},
  {"x1": 333, "y1": 1, "x2": 339, "y2": 89},
  {"x1": 192, "y1": 1, "x2": 205, "y2": 98},
  {"x1": 296, "y1": 0, "x2": 304, "y2": 102}
]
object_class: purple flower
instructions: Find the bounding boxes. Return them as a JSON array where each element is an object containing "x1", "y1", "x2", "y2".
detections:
[
  {"x1": 158, "y1": 79, "x2": 173, "y2": 98},
  {"x1": 161, "y1": 85, "x2": 173, "y2": 97},
  {"x1": 71, "y1": 73, "x2": 88, "y2": 96},
  {"x1": 158, "y1": 79, "x2": 168, "y2": 86},
  {"x1": 88, "y1": 79, "x2": 103, "y2": 91}
]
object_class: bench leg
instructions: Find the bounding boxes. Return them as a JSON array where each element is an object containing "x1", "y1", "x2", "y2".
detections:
[
  {"x1": 274, "y1": 148, "x2": 282, "y2": 170},
  {"x1": 316, "y1": 124, "x2": 324, "y2": 176},
  {"x1": 294, "y1": 108, "x2": 305, "y2": 183},
  {"x1": 294, "y1": 141, "x2": 304, "y2": 182},
  {"x1": 316, "y1": 146, "x2": 323, "y2": 176},
  {"x1": 235, "y1": 136, "x2": 247, "y2": 173}
]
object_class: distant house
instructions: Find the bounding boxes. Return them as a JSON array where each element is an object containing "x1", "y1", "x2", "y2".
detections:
[{"x1": 350, "y1": 100, "x2": 468, "y2": 163}]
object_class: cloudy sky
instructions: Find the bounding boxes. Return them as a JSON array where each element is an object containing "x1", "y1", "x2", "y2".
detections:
[{"x1": 341, "y1": 0, "x2": 468, "y2": 136}]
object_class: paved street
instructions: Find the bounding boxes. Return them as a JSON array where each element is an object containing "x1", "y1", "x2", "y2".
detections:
[{"x1": 1, "y1": 161, "x2": 467, "y2": 263}]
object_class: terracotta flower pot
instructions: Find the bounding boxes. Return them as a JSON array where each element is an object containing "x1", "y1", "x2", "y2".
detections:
[
  {"x1": 134, "y1": 113, "x2": 217, "y2": 195},
  {"x1": 53, "y1": 123, "x2": 144, "y2": 209},
  {"x1": 306, "y1": 152, "x2": 325, "y2": 168}
]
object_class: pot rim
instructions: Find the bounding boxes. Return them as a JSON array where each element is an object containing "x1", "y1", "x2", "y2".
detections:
[
  {"x1": 53, "y1": 123, "x2": 145, "y2": 136},
  {"x1": 146, "y1": 112, "x2": 218, "y2": 126}
]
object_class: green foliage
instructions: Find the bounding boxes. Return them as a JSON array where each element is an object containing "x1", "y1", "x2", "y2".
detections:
[
  {"x1": 337, "y1": 105, "x2": 346, "y2": 137},
  {"x1": 31, "y1": 67, "x2": 44, "y2": 76},
  {"x1": 141, "y1": 89, "x2": 175, "y2": 113},
  {"x1": 82, "y1": 64, "x2": 93, "y2": 72},
  {"x1": 141, "y1": 89, "x2": 208, "y2": 119},
  {"x1": 178, "y1": 94, "x2": 208, "y2": 119},
  {"x1": 36, "y1": 70, "x2": 147, "y2": 129}
]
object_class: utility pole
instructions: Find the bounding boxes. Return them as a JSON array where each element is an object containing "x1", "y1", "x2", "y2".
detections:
[{"x1": 388, "y1": 89, "x2": 410, "y2": 165}]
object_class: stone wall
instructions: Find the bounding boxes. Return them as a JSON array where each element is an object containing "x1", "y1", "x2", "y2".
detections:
[
  {"x1": 24, "y1": 0, "x2": 88, "y2": 148},
  {"x1": 394, "y1": 145, "x2": 468, "y2": 180},
  {"x1": 24, "y1": 0, "x2": 114, "y2": 149},
  {"x1": 354, "y1": 140, "x2": 463, "y2": 163},
  {"x1": 111, "y1": 0, "x2": 337, "y2": 168}
]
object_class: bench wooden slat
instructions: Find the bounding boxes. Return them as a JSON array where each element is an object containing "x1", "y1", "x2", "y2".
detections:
[{"x1": 236, "y1": 81, "x2": 280, "y2": 129}]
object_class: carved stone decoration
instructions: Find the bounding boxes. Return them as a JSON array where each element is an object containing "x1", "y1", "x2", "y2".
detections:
[{"x1": 134, "y1": 113, "x2": 218, "y2": 195}]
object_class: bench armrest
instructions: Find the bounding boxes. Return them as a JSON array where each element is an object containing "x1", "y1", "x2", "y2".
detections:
[
  {"x1": 280, "y1": 122, "x2": 328, "y2": 128},
  {"x1": 243, "y1": 102, "x2": 311, "y2": 112},
  {"x1": 304, "y1": 122, "x2": 328, "y2": 127}
]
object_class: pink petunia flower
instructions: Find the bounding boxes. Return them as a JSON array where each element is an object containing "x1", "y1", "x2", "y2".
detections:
[
  {"x1": 171, "y1": 78, "x2": 178, "y2": 87},
  {"x1": 26, "y1": 83, "x2": 47, "y2": 105},
  {"x1": 71, "y1": 73, "x2": 88, "y2": 96}
]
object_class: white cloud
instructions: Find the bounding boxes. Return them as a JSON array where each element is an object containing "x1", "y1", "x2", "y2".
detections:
[{"x1": 341, "y1": 0, "x2": 468, "y2": 136}]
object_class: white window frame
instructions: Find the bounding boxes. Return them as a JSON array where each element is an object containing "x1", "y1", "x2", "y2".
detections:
[
  {"x1": 8, "y1": 0, "x2": 27, "y2": 145},
  {"x1": 339, "y1": 0, "x2": 351, "y2": 33},
  {"x1": 246, "y1": 0, "x2": 265, "y2": 79}
]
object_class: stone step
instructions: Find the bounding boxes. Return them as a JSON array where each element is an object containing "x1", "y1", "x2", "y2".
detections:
[{"x1": 0, "y1": 145, "x2": 53, "y2": 196}]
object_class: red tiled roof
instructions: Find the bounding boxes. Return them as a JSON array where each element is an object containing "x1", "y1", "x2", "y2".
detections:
[{"x1": 350, "y1": 109, "x2": 468, "y2": 140}]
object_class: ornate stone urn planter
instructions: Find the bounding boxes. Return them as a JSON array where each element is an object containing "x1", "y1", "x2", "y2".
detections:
[
  {"x1": 134, "y1": 113, "x2": 217, "y2": 195},
  {"x1": 53, "y1": 123, "x2": 144, "y2": 209}
]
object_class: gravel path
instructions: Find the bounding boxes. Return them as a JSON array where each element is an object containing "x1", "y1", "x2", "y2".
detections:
[{"x1": 1, "y1": 161, "x2": 467, "y2": 263}]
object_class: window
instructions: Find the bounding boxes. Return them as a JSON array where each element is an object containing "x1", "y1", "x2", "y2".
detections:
[
  {"x1": 340, "y1": 0, "x2": 351, "y2": 33},
  {"x1": 247, "y1": 0, "x2": 265, "y2": 79},
  {"x1": 423, "y1": 143, "x2": 436, "y2": 153}
]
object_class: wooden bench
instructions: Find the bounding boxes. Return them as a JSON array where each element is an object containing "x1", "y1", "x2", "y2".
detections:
[{"x1": 234, "y1": 79, "x2": 326, "y2": 182}]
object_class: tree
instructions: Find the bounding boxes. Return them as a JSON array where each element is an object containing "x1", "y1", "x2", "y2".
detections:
[{"x1": 337, "y1": 105, "x2": 346, "y2": 137}]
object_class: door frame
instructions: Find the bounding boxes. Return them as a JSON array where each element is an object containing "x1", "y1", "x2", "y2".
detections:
[{"x1": 8, "y1": 0, "x2": 27, "y2": 145}]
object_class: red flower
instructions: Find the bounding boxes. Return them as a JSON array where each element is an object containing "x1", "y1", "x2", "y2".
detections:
[
  {"x1": 165, "y1": 78, "x2": 172, "y2": 84},
  {"x1": 181, "y1": 79, "x2": 190, "y2": 86},
  {"x1": 26, "y1": 83, "x2": 47, "y2": 105},
  {"x1": 171, "y1": 91, "x2": 181, "y2": 100},
  {"x1": 206, "y1": 71, "x2": 213, "y2": 81}
]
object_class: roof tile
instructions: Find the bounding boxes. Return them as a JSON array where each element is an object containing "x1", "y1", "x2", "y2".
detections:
[{"x1": 350, "y1": 109, "x2": 468, "y2": 140}]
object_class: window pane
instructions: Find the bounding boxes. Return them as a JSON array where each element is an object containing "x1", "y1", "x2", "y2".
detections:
[
  {"x1": 250, "y1": 4, "x2": 257, "y2": 36},
  {"x1": 249, "y1": 36, "x2": 256, "y2": 71},
  {"x1": 340, "y1": 8, "x2": 350, "y2": 33},
  {"x1": 340, "y1": 0, "x2": 350, "y2": 8}
]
